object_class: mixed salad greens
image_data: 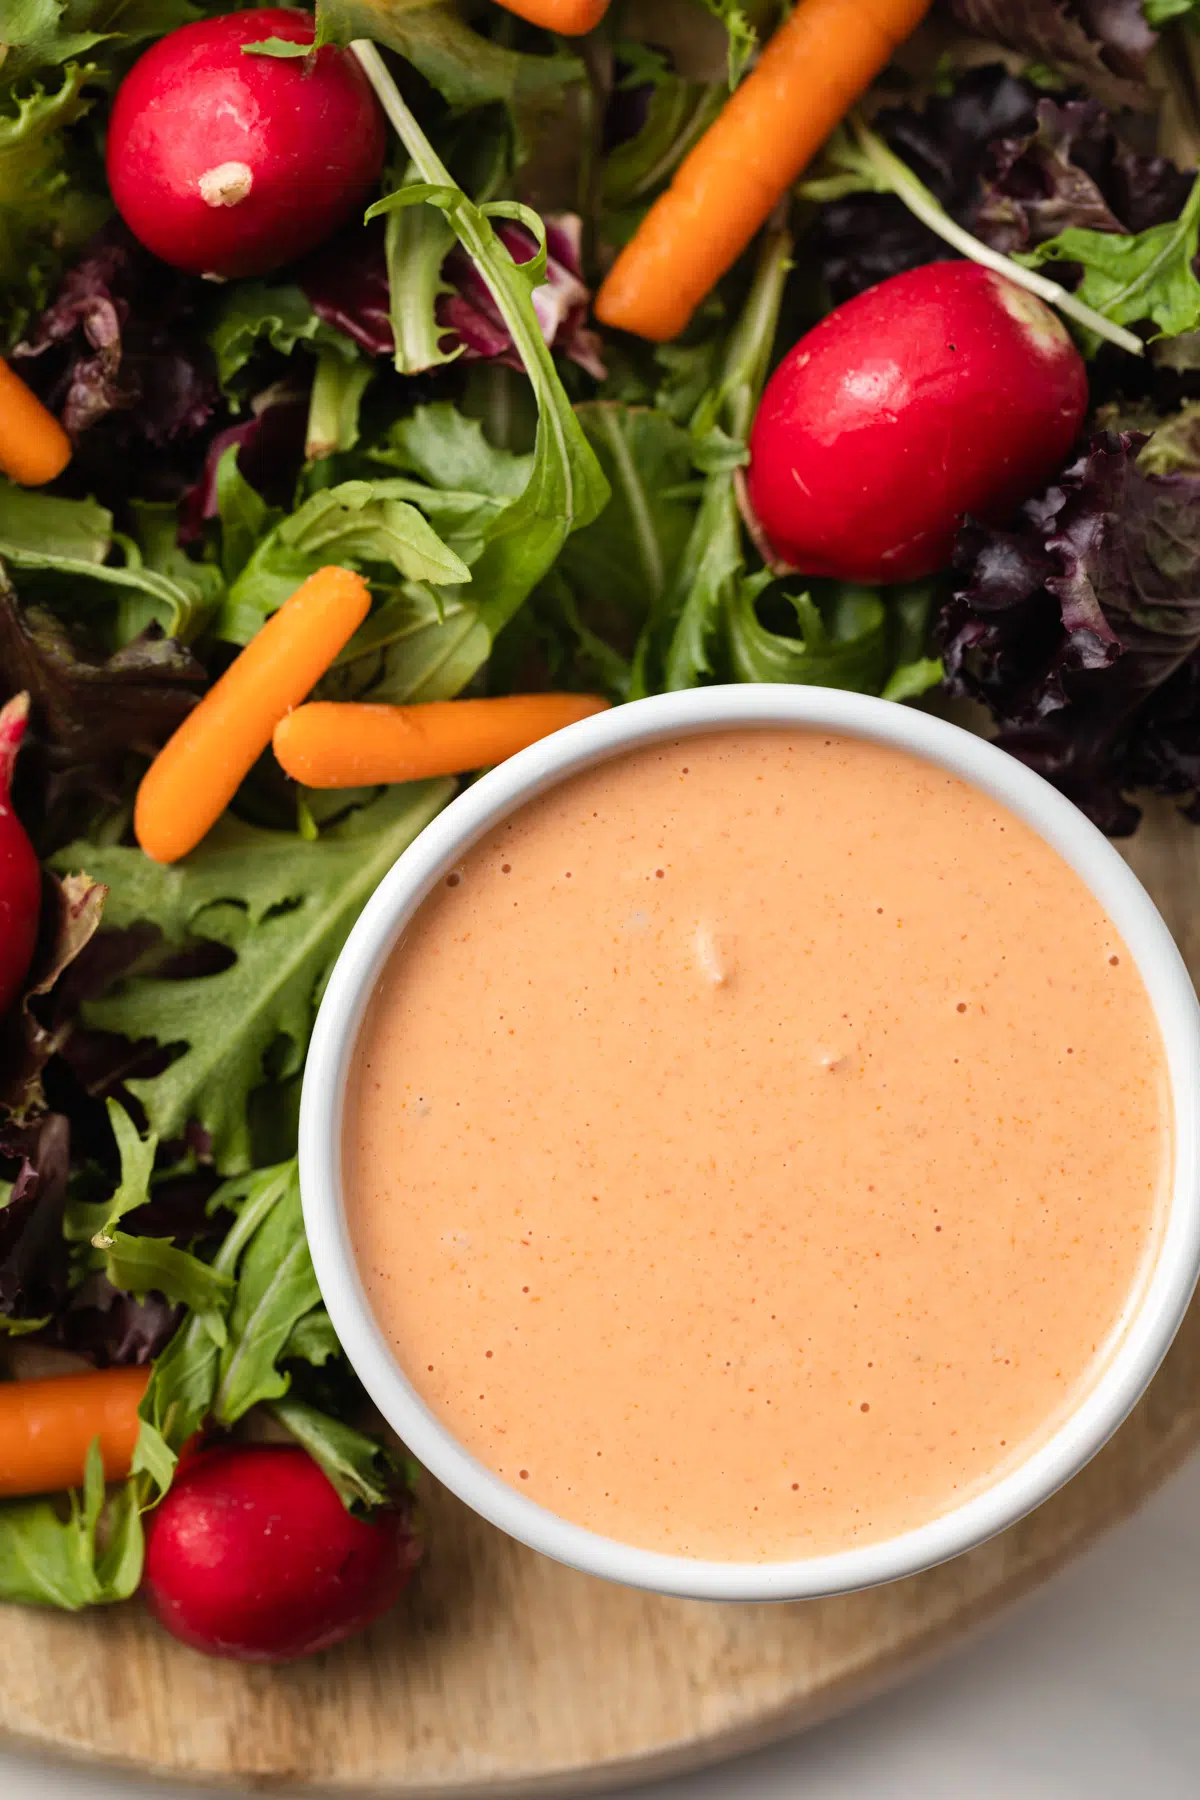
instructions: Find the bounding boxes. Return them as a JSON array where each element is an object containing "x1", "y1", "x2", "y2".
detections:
[{"x1": 2, "y1": 0, "x2": 1200, "y2": 1634}]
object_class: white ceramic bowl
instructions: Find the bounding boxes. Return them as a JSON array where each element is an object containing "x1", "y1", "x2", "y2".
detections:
[{"x1": 300, "y1": 685, "x2": 1200, "y2": 1601}]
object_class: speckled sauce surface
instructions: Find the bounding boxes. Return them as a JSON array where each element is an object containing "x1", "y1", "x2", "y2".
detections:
[{"x1": 344, "y1": 730, "x2": 1169, "y2": 1560}]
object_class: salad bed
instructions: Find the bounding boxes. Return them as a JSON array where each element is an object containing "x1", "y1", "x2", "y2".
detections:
[{"x1": 1, "y1": 0, "x2": 1200, "y2": 1650}]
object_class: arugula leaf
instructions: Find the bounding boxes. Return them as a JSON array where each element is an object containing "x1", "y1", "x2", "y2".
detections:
[
  {"x1": 304, "y1": 346, "x2": 374, "y2": 462},
  {"x1": 65, "y1": 1098, "x2": 155, "y2": 1244},
  {"x1": 217, "y1": 475, "x2": 471, "y2": 645},
  {"x1": 60, "y1": 783, "x2": 454, "y2": 1171},
  {"x1": 270, "y1": 1396, "x2": 401, "y2": 1513},
  {"x1": 60, "y1": 1099, "x2": 231, "y2": 1314},
  {"x1": 282, "y1": 1305, "x2": 341, "y2": 1367},
  {"x1": 1022, "y1": 173, "x2": 1200, "y2": 344},
  {"x1": 385, "y1": 164, "x2": 458, "y2": 375},
  {"x1": 101, "y1": 1231, "x2": 232, "y2": 1314},
  {"x1": 132, "y1": 1162, "x2": 294, "y2": 1495},
  {"x1": 602, "y1": 77, "x2": 723, "y2": 211},
  {"x1": 0, "y1": 1441, "x2": 142, "y2": 1608},
  {"x1": 208, "y1": 279, "x2": 356, "y2": 395},
  {"x1": 362, "y1": 58, "x2": 609, "y2": 639},
  {"x1": 727, "y1": 577, "x2": 941, "y2": 698},
  {"x1": 1143, "y1": 0, "x2": 1198, "y2": 20},
  {"x1": 0, "y1": 64, "x2": 107, "y2": 345},
  {"x1": 211, "y1": 1163, "x2": 320, "y2": 1425},
  {"x1": 316, "y1": 0, "x2": 583, "y2": 152},
  {"x1": 632, "y1": 227, "x2": 790, "y2": 696}
]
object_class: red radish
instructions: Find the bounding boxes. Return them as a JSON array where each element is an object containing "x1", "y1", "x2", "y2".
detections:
[
  {"x1": 143, "y1": 1444, "x2": 422, "y2": 1662},
  {"x1": 746, "y1": 262, "x2": 1089, "y2": 585},
  {"x1": 0, "y1": 694, "x2": 40, "y2": 1020},
  {"x1": 106, "y1": 11, "x2": 387, "y2": 280}
]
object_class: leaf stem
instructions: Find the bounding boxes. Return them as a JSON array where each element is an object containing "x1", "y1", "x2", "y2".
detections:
[{"x1": 848, "y1": 115, "x2": 1145, "y2": 359}]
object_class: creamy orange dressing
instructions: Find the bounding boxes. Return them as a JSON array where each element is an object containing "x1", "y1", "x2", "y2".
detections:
[{"x1": 344, "y1": 730, "x2": 1169, "y2": 1560}]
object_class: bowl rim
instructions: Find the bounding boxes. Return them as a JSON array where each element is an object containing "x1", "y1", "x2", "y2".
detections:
[{"x1": 299, "y1": 684, "x2": 1200, "y2": 1601}]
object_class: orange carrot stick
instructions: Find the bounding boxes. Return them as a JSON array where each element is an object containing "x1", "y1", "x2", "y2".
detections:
[
  {"x1": 487, "y1": 0, "x2": 607, "y2": 28},
  {"x1": 273, "y1": 694, "x2": 611, "y2": 789},
  {"x1": 135, "y1": 565, "x2": 372, "y2": 864},
  {"x1": 0, "y1": 1366, "x2": 150, "y2": 1499},
  {"x1": 595, "y1": 0, "x2": 934, "y2": 342},
  {"x1": 0, "y1": 359, "x2": 72, "y2": 487}
]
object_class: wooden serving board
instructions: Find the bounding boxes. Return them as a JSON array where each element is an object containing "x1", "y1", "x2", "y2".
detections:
[{"x1": 2, "y1": 801, "x2": 1199, "y2": 1797}]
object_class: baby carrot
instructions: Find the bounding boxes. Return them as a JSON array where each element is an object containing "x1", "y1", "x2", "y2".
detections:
[
  {"x1": 595, "y1": 0, "x2": 934, "y2": 342},
  {"x1": 0, "y1": 359, "x2": 72, "y2": 487},
  {"x1": 485, "y1": 0, "x2": 608, "y2": 29},
  {"x1": 0, "y1": 1366, "x2": 150, "y2": 1499},
  {"x1": 273, "y1": 693, "x2": 611, "y2": 788},
  {"x1": 135, "y1": 565, "x2": 371, "y2": 864}
]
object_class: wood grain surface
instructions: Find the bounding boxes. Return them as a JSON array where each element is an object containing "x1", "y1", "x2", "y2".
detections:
[{"x1": 2, "y1": 802, "x2": 1198, "y2": 1797}]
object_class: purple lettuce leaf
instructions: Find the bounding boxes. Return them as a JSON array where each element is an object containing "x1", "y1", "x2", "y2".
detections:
[
  {"x1": 812, "y1": 68, "x2": 1189, "y2": 307},
  {"x1": 939, "y1": 430, "x2": 1200, "y2": 834},
  {"x1": 813, "y1": 68, "x2": 1042, "y2": 301},
  {"x1": 0, "y1": 872, "x2": 106, "y2": 1126},
  {"x1": 11, "y1": 223, "x2": 221, "y2": 511},
  {"x1": 975, "y1": 97, "x2": 1194, "y2": 254},
  {"x1": 947, "y1": 0, "x2": 1158, "y2": 112},
  {"x1": 177, "y1": 384, "x2": 309, "y2": 544},
  {"x1": 0, "y1": 573, "x2": 204, "y2": 844},
  {"x1": 298, "y1": 212, "x2": 606, "y2": 379},
  {"x1": 0, "y1": 1113, "x2": 70, "y2": 1321},
  {"x1": 440, "y1": 215, "x2": 606, "y2": 380},
  {"x1": 298, "y1": 223, "x2": 394, "y2": 358}
]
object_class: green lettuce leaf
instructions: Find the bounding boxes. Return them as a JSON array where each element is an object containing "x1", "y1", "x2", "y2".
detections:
[
  {"x1": 1022, "y1": 173, "x2": 1200, "y2": 344},
  {"x1": 361, "y1": 54, "x2": 609, "y2": 636},
  {"x1": 0, "y1": 1441, "x2": 142, "y2": 1608},
  {"x1": 0, "y1": 64, "x2": 107, "y2": 345},
  {"x1": 560, "y1": 404, "x2": 698, "y2": 628},
  {"x1": 0, "y1": 0, "x2": 202, "y2": 86},
  {"x1": 316, "y1": 0, "x2": 583, "y2": 153},
  {"x1": 322, "y1": 583, "x2": 491, "y2": 704},
  {"x1": 208, "y1": 279, "x2": 356, "y2": 395},
  {"x1": 0, "y1": 480, "x2": 221, "y2": 643}
]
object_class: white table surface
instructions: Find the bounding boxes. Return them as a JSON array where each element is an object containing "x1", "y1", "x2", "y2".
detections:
[{"x1": 4, "y1": 1453, "x2": 1200, "y2": 1800}]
